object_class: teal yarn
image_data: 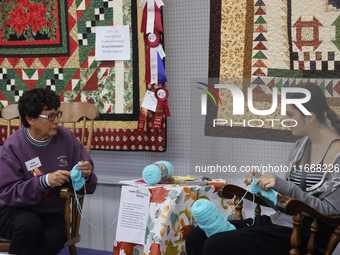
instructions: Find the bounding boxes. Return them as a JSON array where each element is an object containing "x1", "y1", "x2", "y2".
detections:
[
  {"x1": 142, "y1": 161, "x2": 174, "y2": 185},
  {"x1": 142, "y1": 165, "x2": 162, "y2": 184},
  {"x1": 70, "y1": 163, "x2": 118, "y2": 231},
  {"x1": 192, "y1": 199, "x2": 236, "y2": 237},
  {"x1": 251, "y1": 177, "x2": 279, "y2": 205},
  {"x1": 70, "y1": 163, "x2": 85, "y2": 191},
  {"x1": 156, "y1": 161, "x2": 174, "y2": 179}
]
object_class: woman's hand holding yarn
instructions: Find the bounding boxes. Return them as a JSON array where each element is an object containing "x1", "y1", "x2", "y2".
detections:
[
  {"x1": 76, "y1": 161, "x2": 92, "y2": 178},
  {"x1": 48, "y1": 170, "x2": 70, "y2": 188}
]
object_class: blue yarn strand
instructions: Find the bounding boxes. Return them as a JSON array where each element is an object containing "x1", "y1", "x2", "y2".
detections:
[
  {"x1": 222, "y1": 185, "x2": 255, "y2": 226},
  {"x1": 223, "y1": 185, "x2": 251, "y2": 216},
  {"x1": 70, "y1": 164, "x2": 118, "y2": 231},
  {"x1": 71, "y1": 181, "x2": 118, "y2": 231}
]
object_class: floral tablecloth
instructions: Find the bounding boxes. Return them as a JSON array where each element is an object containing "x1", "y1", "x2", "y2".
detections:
[{"x1": 113, "y1": 181, "x2": 233, "y2": 255}]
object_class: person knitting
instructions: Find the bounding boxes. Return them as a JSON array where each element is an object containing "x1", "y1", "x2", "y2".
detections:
[
  {"x1": 0, "y1": 88, "x2": 97, "y2": 255},
  {"x1": 186, "y1": 82, "x2": 340, "y2": 255}
]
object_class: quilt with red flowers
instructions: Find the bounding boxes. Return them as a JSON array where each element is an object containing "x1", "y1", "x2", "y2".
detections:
[{"x1": 0, "y1": 0, "x2": 166, "y2": 151}]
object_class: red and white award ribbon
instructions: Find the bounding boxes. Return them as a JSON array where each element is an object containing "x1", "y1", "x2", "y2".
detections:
[
  {"x1": 144, "y1": 30, "x2": 166, "y2": 84},
  {"x1": 153, "y1": 87, "x2": 170, "y2": 129},
  {"x1": 140, "y1": 0, "x2": 164, "y2": 34}
]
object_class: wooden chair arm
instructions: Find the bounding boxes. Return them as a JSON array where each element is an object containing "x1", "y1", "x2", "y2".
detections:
[
  {"x1": 278, "y1": 196, "x2": 340, "y2": 225},
  {"x1": 60, "y1": 187, "x2": 71, "y2": 200},
  {"x1": 60, "y1": 187, "x2": 84, "y2": 200},
  {"x1": 218, "y1": 183, "x2": 269, "y2": 207}
]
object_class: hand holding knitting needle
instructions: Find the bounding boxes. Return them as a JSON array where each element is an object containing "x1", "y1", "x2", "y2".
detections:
[
  {"x1": 243, "y1": 168, "x2": 262, "y2": 186},
  {"x1": 48, "y1": 170, "x2": 70, "y2": 188},
  {"x1": 254, "y1": 173, "x2": 276, "y2": 191},
  {"x1": 76, "y1": 161, "x2": 92, "y2": 178}
]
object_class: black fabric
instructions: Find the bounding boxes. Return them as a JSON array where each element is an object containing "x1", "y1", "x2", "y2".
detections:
[
  {"x1": 0, "y1": 206, "x2": 67, "y2": 255},
  {"x1": 185, "y1": 215, "x2": 329, "y2": 255}
]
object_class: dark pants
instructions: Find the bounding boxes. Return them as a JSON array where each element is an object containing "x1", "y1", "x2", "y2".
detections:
[
  {"x1": 185, "y1": 215, "x2": 329, "y2": 255},
  {"x1": 0, "y1": 207, "x2": 67, "y2": 255}
]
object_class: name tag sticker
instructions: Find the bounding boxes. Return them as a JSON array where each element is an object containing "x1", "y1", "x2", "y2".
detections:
[{"x1": 25, "y1": 157, "x2": 42, "y2": 172}]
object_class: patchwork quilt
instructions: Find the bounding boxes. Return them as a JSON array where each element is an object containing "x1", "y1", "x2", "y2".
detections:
[
  {"x1": 0, "y1": 0, "x2": 166, "y2": 151},
  {"x1": 206, "y1": 0, "x2": 340, "y2": 142}
]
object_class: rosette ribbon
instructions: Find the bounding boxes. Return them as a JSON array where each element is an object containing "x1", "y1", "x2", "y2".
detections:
[
  {"x1": 140, "y1": 0, "x2": 164, "y2": 34},
  {"x1": 144, "y1": 30, "x2": 167, "y2": 85},
  {"x1": 153, "y1": 87, "x2": 170, "y2": 129}
]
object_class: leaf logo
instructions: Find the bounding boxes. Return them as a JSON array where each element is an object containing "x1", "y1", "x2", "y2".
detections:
[{"x1": 196, "y1": 82, "x2": 222, "y2": 106}]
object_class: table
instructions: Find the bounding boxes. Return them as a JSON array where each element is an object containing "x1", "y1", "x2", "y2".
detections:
[{"x1": 113, "y1": 181, "x2": 233, "y2": 255}]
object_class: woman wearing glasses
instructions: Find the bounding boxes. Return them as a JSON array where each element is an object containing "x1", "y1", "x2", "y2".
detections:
[{"x1": 0, "y1": 88, "x2": 97, "y2": 255}]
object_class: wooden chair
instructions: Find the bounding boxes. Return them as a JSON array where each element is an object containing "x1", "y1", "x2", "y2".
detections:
[
  {"x1": 1, "y1": 103, "x2": 22, "y2": 138},
  {"x1": 0, "y1": 102, "x2": 100, "y2": 255},
  {"x1": 218, "y1": 184, "x2": 340, "y2": 255}
]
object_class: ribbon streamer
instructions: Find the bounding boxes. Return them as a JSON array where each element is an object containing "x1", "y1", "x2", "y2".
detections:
[
  {"x1": 146, "y1": 0, "x2": 155, "y2": 34},
  {"x1": 144, "y1": 31, "x2": 167, "y2": 84},
  {"x1": 140, "y1": 0, "x2": 164, "y2": 9},
  {"x1": 141, "y1": 0, "x2": 163, "y2": 33},
  {"x1": 152, "y1": 87, "x2": 170, "y2": 129},
  {"x1": 157, "y1": 52, "x2": 167, "y2": 84},
  {"x1": 150, "y1": 47, "x2": 158, "y2": 84},
  {"x1": 155, "y1": 44, "x2": 166, "y2": 83},
  {"x1": 137, "y1": 107, "x2": 149, "y2": 132}
]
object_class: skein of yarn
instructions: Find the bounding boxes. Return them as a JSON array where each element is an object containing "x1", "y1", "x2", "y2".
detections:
[
  {"x1": 142, "y1": 161, "x2": 174, "y2": 185},
  {"x1": 192, "y1": 199, "x2": 236, "y2": 237}
]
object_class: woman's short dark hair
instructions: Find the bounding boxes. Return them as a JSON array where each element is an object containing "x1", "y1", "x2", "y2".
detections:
[{"x1": 18, "y1": 88, "x2": 61, "y2": 128}]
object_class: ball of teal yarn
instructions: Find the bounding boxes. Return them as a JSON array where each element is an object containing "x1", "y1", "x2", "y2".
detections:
[
  {"x1": 192, "y1": 199, "x2": 236, "y2": 237},
  {"x1": 156, "y1": 161, "x2": 174, "y2": 179},
  {"x1": 142, "y1": 164, "x2": 163, "y2": 185},
  {"x1": 142, "y1": 161, "x2": 174, "y2": 185},
  {"x1": 70, "y1": 163, "x2": 85, "y2": 191}
]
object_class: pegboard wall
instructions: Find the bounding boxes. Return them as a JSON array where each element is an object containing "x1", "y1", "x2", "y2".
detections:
[
  {"x1": 91, "y1": 0, "x2": 214, "y2": 183},
  {"x1": 0, "y1": 0, "x2": 295, "y2": 184},
  {"x1": 90, "y1": 0, "x2": 296, "y2": 184}
]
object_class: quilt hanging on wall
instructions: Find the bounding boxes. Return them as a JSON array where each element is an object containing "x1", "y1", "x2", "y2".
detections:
[
  {"x1": 206, "y1": 0, "x2": 340, "y2": 142},
  {"x1": 0, "y1": 0, "x2": 166, "y2": 151}
]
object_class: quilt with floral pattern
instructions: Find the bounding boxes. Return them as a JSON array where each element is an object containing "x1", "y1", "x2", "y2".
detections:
[{"x1": 0, "y1": 0, "x2": 166, "y2": 151}]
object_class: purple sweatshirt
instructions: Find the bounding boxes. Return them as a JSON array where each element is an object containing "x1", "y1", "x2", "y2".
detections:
[{"x1": 0, "y1": 126, "x2": 97, "y2": 215}]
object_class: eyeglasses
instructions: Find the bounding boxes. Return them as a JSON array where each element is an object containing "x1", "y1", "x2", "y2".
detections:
[{"x1": 39, "y1": 111, "x2": 63, "y2": 121}]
